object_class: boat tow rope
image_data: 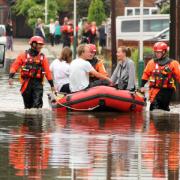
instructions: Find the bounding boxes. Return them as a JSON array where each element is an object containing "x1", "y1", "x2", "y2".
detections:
[
  {"x1": 56, "y1": 100, "x2": 100, "y2": 111},
  {"x1": 48, "y1": 93, "x2": 100, "y2": 111}
]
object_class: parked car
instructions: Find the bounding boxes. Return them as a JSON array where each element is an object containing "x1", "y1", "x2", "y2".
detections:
[
  {"x1": 0, "y1": 24, "x2": 6, "y2": 45},
  {"x1": 146, "y1": 27, "x2": 169, "y2": 42}
]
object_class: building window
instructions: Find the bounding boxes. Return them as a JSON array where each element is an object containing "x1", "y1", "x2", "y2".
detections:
[
  {"x1": 125, "y1": 7, "x2": 158, "y2": 16},
  {"x1": 135, "y1": 9, "x2": 140, "y2": 15},
  {"x1": 127, "y1": 9, "x2": 133, "y2": 16}
]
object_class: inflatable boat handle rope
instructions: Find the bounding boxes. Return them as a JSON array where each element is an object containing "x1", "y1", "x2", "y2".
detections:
[
  {"x1": 56, "y1": 100, "x2": 100, "y2": 111},
  {"x1": 49, "y1": 93, "x2": 100, "y2": 111}
]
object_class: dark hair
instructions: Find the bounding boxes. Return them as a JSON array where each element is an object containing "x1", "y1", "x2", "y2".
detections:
[
  {"x1": 118, "y1": 46, "x2": 131, "y2": 58},
  {"x1": 60, "y1": 47, "x2": 72, "y2": 63}
]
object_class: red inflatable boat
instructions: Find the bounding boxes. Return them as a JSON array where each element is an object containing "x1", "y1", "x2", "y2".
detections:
[{"x1": 48, "y1": 86, "x2": 145, "y2": 112}]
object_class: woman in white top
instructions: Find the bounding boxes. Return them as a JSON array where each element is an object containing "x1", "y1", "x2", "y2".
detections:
[{"x1": 50, "y1": 47, "x2": 72, "y2": 93}]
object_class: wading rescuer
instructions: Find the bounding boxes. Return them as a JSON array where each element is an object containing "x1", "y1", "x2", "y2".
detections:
[
  {"x1": 140, "y1": 42, "x2": 180, "y2": 111},
  {"x1": 8, "y1": 36, "x2": 55, "y2": 109}
]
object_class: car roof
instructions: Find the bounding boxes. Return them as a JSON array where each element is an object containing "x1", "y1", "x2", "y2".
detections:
[{"x1": 154, "y1": 27, "x2": 169, "y2": 38}]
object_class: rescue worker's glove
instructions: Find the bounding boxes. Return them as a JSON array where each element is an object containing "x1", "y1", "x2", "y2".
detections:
[
  {"x1": 8, "y1": 78, "x2": 13, "y2": 86},
  {"x1": 8, "y1": 73, "x2": 15, "y2": 86},
  {"x1": 51, "y1": 86, "x2": 57, "y2": 96}
]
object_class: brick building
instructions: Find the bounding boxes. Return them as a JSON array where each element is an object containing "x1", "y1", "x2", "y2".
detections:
[
  {"x1": 0, "y1": 0, "x2": 9, "y2": 24},
  {"x1": 115, "y1": 0, "x2": 157, "y2": 16},
  {"x1": 0, "y1": 0, "x2": 33, "y2": 37}
]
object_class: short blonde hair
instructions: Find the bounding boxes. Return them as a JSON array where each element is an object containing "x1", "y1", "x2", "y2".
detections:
[{"x1": 77, "y1": 44, "x2": 86, "y2": 56}]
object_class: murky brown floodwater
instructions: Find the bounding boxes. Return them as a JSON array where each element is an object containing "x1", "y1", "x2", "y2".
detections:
[{"x1": 0, "y1": 72, "x2": 180, "y2": 180}]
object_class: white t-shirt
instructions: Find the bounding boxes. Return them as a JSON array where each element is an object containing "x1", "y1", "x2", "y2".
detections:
[
  {"x1": 69, "y1": 58, "x2": 94, "y2": 92},
  {"x1": 49, "y1": 23, "x2": 55, "y2": 34},
  {"x1": 50, "y1": 59, "x2": 70, "y2": 91}
]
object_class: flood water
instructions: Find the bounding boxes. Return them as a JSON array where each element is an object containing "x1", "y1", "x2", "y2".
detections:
[{"x1": 0, "y1": 72, "x2": 180, "y2": 180}]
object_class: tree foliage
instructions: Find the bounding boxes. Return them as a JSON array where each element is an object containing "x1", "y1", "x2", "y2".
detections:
[
  {"x1": 12, "y1": 0, "x2": 109, "y2": 28},
  {"x1": 87, "y1": 0, "x2": 106, "y2": 26},
  {"x1": 160, "y1": 2, "x2": 170, "y2": 14},
  {"x1": 13, "y1": 0, "x2": 59, "y2": 29},
  {"x1": 77, "y1": 0, "x2": 91, "y2": 18}
]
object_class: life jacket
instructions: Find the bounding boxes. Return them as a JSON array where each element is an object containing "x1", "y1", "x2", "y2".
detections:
[
  {"x1": 88, "y1": 57, "x2": 98, "y2": 68},
  {"x1": 149, "y1": 62, "x2": 175, "y2": 89},
  {"x1": 62, "y1": 25, "x2": 73, "y2": 33},
  {"x1": 21, "y1": 52, "x2": 45, "y2": 79}
]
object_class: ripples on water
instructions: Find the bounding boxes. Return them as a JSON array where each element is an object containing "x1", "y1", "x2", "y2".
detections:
[{"x1": 0, "y1": 73, "x2": 180, "y2": 179}]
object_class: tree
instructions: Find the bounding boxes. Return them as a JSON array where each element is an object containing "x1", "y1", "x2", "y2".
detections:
[
  {"x1": 104, "y1": 0, "x2": 111, "y2": 17},
  {"x1": 77, "y1": 0, "x2": 91, "y2": 19},
  {"x1": 12, "y1": 0, "x2": 109, "y2": 29},
  {"x1": 13, "y1": 0, "x2": 59, "y2": 29},
  {"x1": 155, "y1": 0, "x2": 170, "y2": 14},
  {"x1": 160, "y1": 2, "x2": 170, "y2": 14},
  {"x1": 87, "y1": 0, "x2": 106, "y2": 26}
]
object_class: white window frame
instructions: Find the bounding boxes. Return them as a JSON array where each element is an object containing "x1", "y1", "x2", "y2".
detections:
[{"x1": 125, "y1": 7, "x2": 158, "y2": 16}]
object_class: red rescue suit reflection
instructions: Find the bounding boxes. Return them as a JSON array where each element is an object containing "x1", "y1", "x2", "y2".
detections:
[
  {"x1": 9, "y1": 115, "x2": 50, "y2": 178},
  {"x1": 142, "y1": 114, "x2": 179, "y2": 179}
]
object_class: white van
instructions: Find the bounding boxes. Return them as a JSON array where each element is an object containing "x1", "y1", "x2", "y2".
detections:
[{"x1": 116, "y1": 14, "x2": 169, "y2": 41}]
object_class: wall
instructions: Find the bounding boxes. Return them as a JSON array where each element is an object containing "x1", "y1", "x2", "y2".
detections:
[
  {"x1": 0, "y1": 0, "x2": 9, "y2": 24},
  {"x1": 116, "y1": 0, "x2": 156, "y2": 16}
]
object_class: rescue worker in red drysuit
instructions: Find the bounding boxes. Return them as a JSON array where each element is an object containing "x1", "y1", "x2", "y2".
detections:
[
  {"x1": 89, "y1": 21, "x2": 97, "y2": 44},
  {"x1": 8, "y1": 36, "x2": 55, "y2": 109},
  {"x1": 61, "y1": 17, "x2": 73, "y2": 47},
  {"x1": 80, "y1": 21, "x2": 97, "y2": 44},
  {"x1": 140, "y1": 42, "x2": 180, "y2": 111}
]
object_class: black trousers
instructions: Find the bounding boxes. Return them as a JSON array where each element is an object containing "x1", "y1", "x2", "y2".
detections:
[
  {"x1": 60, "y1": 83, "x2": 70, "y2": 94},
  {"x1": 22, "y1": 79, "x2": 43, "y2": 109},
  {"x1": 55, "y1": 35, "x2": 61, "y2": 44},
  {"x1": 89, "y1": 79, "x2": 110, "y2": 88},
  {"x1": 49, "y1": 33, "x2": 55, "y2": 46},
  {"x1": 150, "y1": 88, "x2": 174, "y2": 111}
]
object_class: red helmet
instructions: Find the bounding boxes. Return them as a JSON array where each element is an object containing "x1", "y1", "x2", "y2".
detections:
[
  {"x1": 153, "y1": 42, "x2": 168, "y2": 52},
  {"x1": 89, "y1": 44, "x2": 96, "y2": 53},
  {"x1": 29, "y1": 36, "x2": 44, "y2": 45}
]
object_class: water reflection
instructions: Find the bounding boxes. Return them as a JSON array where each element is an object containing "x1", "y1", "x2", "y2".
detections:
[
  {"x1": 0, "y1": 111, "x2": 180, "y2": 179},
  {"x1": 143, "y1": 113, "x2": 180, "y2": 180},
  {"x1": 50, "y1": 112, "x2": 145, "y2": 179},
  {"x1": 8, "y1": 113, "x2": 51, "y2": 179}
]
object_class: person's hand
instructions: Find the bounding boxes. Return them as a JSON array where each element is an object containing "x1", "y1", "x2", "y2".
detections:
[
  {"x1": 140, "y1": 87, "x2": 146, "y2": 93},
  {"x1": 106, "y1": 77, "x2": 112, "y2": 84},
  {"x1": 8, "y1": 78, "x2": 13, "y2": 86},
  {"x1": 107, "y1": 78, "x2": 114, "y2": 86},
  {"x1": 51, "y1": 87, "x2": 57, "y2": 96}
]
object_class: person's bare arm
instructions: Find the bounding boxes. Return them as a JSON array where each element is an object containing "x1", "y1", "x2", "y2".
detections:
[{"x1": 90, "y1": 69, "x2": 112, "y2": 84}]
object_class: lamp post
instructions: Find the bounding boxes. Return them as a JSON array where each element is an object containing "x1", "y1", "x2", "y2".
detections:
[
  {"x1": 111, "y1": 0, "x2": 117, "y2": 73},
  {"x1": 73, "y1": 0, "x2": 77, "y2": 59},
  {"x1": 137, "y1": 0, "x2": 144, "y2": 87},
  {"x1": 139, "y1": 0, "x2": 144, "y2": 61},
  {"x1": 45, "y1": 0, "x2": 48, "y2": 24}
]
